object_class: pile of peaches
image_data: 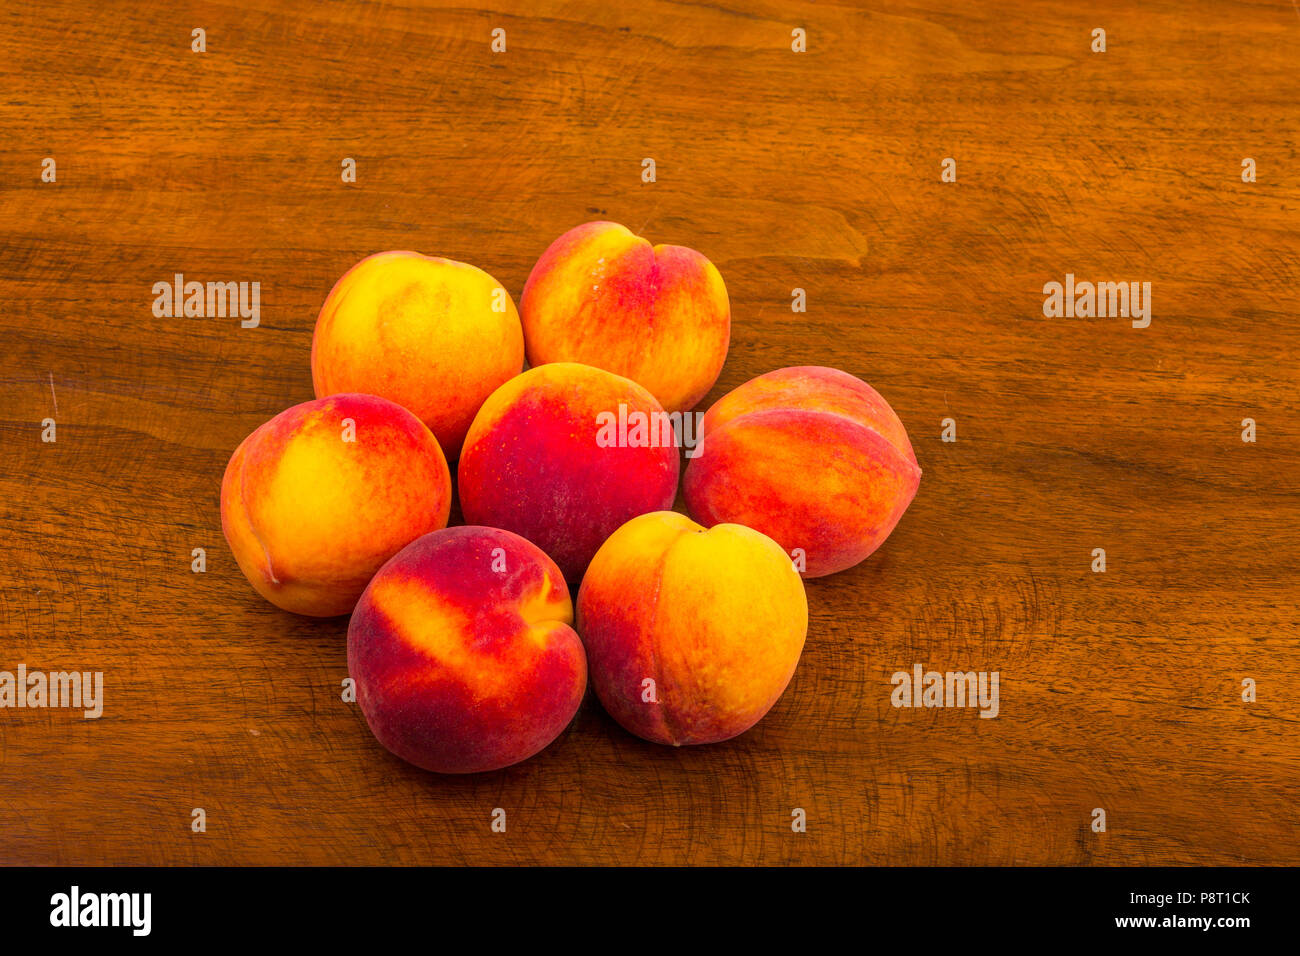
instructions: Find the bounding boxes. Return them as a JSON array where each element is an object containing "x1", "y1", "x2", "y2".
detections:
[{"x1": 221, "y1": 221, "x2": 921, "y2": 773}]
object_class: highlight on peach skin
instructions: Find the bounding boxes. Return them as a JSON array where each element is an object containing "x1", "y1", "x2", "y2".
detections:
[
  {"x1": 520, "y1": 221, "x2": 730, "y2": 412},
  {"x1": 311, "y1": 250, "x2": 525, "y2": 456},
  {"x1": 577, "y1": 511, "x2": 808, "y2": 747},
  {"x1": 347, "y1": 526, "x2": 587, "y2": 774},
  {"x1": 683, "y1": 366, "x2": 921, "y2": 578},
  {"x1": 220, "y1": 393, "x2": 451, "y2": 617},
  {"x1": 458, "y1": 361, "x2": 680, "y2": 583}
]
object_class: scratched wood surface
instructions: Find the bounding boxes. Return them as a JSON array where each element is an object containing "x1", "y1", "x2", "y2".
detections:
[{"x1": 1, "y1": 0, "x2": 1297, "y2": 866}]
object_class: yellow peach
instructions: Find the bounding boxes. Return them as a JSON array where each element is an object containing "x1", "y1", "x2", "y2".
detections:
[
  {"x1": 312, "y1": 251, "x2": 524, "y2": 456},
  {"x1": 221, "y1": 394, "x2": 451, "y2": 616},
  {"x1": 576, "y1": 511, "x2": 807, "y2": 746}
]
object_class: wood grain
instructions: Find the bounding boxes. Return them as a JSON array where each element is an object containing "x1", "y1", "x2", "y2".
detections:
[{"x1": 1, "y1": 0, "x2": 1297, "y2": 866}]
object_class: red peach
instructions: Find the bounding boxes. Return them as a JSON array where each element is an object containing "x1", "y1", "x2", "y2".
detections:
[
  {"x1": 458, "y1": 362, "x2": 680, "y2": 583},
  {"x1": 684, "y1": 366, "x2": 921, "y2": 577},
  {"x1": 348, "y1": 526, "x2": 586, "y2": 774},
  {"x1": 521, "y1": 221, "x2": 730, "y2": 412}
]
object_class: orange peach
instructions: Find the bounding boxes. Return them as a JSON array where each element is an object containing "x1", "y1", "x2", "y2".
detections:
[
  {"x1": 520, "y1": 221, "x2": 729, "y2": 412},
  {"x1": 577, "y1": 511, "x2": 807, "y2": 746},
  {"x1": 348, "y1": 526, "x2": 586, "y2": 774},
  {"x1": 683, "y1": 366, "x2": 920, "y2": 578},
  {"x1": 311, "y1": 251, "x2": 525, "y2": 456},
  {"x1": 458, "y1": 362, "x2": 680, "y2": 583},
  {"x1": 221, "y1": 393, "x2": 451, "y2": 616}
]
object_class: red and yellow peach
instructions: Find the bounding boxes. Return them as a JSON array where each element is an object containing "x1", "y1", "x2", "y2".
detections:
[
  {"x1": 458, "y1": 362, "x2": 680, "y2": 583},
  {"x1": 221, "y1": 393, "x2": 452, "y2": 616},
  {"x1": 348, "y1": 526, "x2": 586, "y2": 774},
  {"x1": 683, "y1": 366, "x2": 921, "y2": 578},
  {"x1": 577, "y1": 511, "x2": 808, "y2": 746},
  {"x1": 521, "y1": 221, "x2": 730, "y2": 412},
  {"x1": 311, "y1": 251, "x2": 525, "y2": 456}
]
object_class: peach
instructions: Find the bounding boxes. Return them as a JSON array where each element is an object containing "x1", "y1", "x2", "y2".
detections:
[
  {"x1": 683, "y1": 366, "x2": 921, "y2": 578},
  {"x1": 577, "y1": 511, "x2": 807, "y2": 746},
  {"x1": 347, "y1": 526, "x2": 586, "y2": 774},
  {"x1": 458, "y1": 362, "x2": 680, "y2": 583},
  {"x1": 520, "y1": 221, "x2": 729, "y2": 412},
  {"x1": 221, "y1": 393, "x2": 451, "y2": 616},
  {"x1": 311, "y1": 251, "x2": 525, "y2": 456}
]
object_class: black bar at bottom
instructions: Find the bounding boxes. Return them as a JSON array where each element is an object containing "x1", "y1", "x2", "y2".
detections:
[{"x1": 1, "y1": 865, "x2": 1283, "y2": 942}]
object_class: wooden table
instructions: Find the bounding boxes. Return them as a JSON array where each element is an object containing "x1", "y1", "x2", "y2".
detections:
[{"x1": 2, "y1": 0, "x2": 1296, "y2": 866}]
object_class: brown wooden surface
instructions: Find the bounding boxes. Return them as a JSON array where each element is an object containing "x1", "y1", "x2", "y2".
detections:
[{"x1": 1, "y1": 0, "x2": 1297, "y2": 866}]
